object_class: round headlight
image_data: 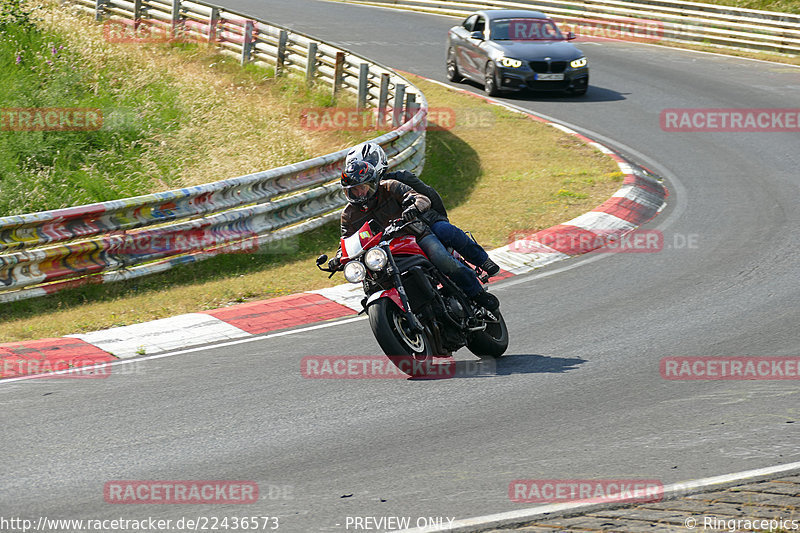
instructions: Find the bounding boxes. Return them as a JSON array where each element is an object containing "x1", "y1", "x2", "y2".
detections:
[
  {"x1": 364, "y1": 248, "x2": 388, "y2": 271},
  {"x1": 343, "y1": 261, "x2": 367, "y2": 283},
  {"x1": 570, "y1": 57, "x2": 587, "y2": 68}
]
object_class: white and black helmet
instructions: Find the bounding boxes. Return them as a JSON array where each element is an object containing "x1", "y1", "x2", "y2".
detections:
[{"x1": 345, "y1": 142, "x2": 388, "y2": 178}]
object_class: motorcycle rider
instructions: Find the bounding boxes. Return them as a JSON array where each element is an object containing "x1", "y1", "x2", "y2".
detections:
[
  {"x1": 345, "y1": 142, "x2": 500, "y2": 277},
  {"x1": 333, "y1": 159, "x2": 500, "y2": 311}
]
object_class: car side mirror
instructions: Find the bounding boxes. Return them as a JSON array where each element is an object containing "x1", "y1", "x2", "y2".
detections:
[
  {"x1": 316, "y1": 254, "x2": 328, "y2": 266},
  {"x1": 566, "y1": 31, "x2": 577, "y2": 40},
  {"x1": 470, "y1": 30, "x2": 484, "y2": 40}
]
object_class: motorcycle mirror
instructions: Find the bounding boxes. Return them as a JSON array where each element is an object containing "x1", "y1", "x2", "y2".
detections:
[{"x1": 316, "y1": 254, "x2": 328, "y2": 266}]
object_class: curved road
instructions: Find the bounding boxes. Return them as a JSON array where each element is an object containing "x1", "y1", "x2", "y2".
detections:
[{"x1": 2, "y1": 2, "x2": 799, "y2": 532}]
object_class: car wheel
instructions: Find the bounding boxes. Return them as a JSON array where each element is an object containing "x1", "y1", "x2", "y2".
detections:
[
  {"x1": 446, "y1": 47, "x2": 463, "y2": 82},
  {"x1": 484, "y1": 61, "x2": 501, "y2": 97}
]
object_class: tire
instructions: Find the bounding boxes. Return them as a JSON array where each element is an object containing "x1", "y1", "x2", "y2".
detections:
[
  {"x1": 466, "y1": 309, "x2": 509, "y2": 358},
  {"x1": 484, "y1": 61, "x2": 501, "y2": 97},
  {"x1": 367, "y1": 298, "x2": 438, "y2": 378},
  {"x1": 446, "y1": 47, "x2": 463, "y2": 82}
]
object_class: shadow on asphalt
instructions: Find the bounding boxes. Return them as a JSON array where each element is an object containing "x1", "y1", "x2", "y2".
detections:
[
  {"x1": 492, "y1": 353, "x2": 587, "y2": 375},
  {"x1": 411, "y1": 353, "x2": 586, "y2": 380},
  {"x1": 455, "y1": 79, "x2": 628, "y2": 103}
]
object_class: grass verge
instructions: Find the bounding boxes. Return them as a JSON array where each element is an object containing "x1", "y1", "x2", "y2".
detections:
[
  {"x1": 0, "y1": 5, "x2": 622, "y2": 342},
  {"x1": 0, "y1": 0, "x2": 376, "y2": 214},
  {"x1": 0, "y1": 73, "x2": 621, "y2": 342}
]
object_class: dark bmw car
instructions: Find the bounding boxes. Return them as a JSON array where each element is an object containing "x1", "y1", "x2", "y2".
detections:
[{"x1": 446, "y1": 9, "x2": 589, "y2": 96}]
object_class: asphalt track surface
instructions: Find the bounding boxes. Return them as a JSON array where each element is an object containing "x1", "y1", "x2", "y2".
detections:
[{"x1": 2, "y1": 2, "x2": 799, "y2": 532}]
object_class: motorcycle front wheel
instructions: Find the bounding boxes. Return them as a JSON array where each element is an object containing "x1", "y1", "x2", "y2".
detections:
[
  {"x1": 367, "y1": 299, "x2": 438, "y2": 378},
  {"x1": 466, "y1": 308, "x2": 509, "y2": 358}
]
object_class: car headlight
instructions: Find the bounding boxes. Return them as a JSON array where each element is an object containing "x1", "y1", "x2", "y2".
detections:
[
  {"x1": 343, "y1": 261, "x2": 366, "y2": 283},
  {"x1": 364, "y1": 248, "x2": 388, "y2": 272},
  {"x1": 499, "y1": 56, "x2": 523, "y2": 68},
  {"x1": 570, "y1": 57, "x2": 587, "y2": 68}
]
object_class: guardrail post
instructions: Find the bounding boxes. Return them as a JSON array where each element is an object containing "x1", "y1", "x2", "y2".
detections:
[
  {"x1": 306, "y1": 42, "x2": 318, "y2": 86},
  {"x1": 276, "y1": 30, "x2": 288, "y2": 76},
  {"x1": 392, "y1": 83, "x2": 406, "y2": 127},
  {"x1": 357, "y1": 63, "x2": 369, "y2": 111},
  {"x1": 241, "y1": 20, "x2": 254, "y2": 65},
  {"x1": 333, "y1": 51, "x2": 345, "y2": 98},
  {"x1": 208, "y1": 8, "x2": 220, "y2": 44},
  {"x1": 171, "y1": 0, "x2": 182, "y2": 35},
  {"x1": 377, "y1": 73, "x2": 390, "y2": 126},
  {"x1": 133, "y1": 0, "x2": 143, "y2": 28},
  {"x1": 94, "y1": 0, "x2": 106, "y2": 21},
  {"x1": 404, "y1": 92, "x2": 417, "y2": 124}
]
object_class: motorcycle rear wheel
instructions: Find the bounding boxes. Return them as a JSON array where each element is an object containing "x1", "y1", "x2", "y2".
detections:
[
  {"x1": 367, "y1": 299, "x2": 438, "y2": 378},
  {"x1": 466, "y1": 309, "x2": 509, "y2": 358}
]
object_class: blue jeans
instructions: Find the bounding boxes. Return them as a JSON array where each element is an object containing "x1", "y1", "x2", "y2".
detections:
[
  {"x1": 417, "y1": 234, "x2": 482, "y2": 297},
  {"x1": 431, "y1": 221, "x2": 489, "y2": 267}
]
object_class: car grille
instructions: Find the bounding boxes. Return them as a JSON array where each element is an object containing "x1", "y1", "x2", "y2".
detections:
[{"x1": 529, "y1": 60, "x2": 567, "y2": 73}]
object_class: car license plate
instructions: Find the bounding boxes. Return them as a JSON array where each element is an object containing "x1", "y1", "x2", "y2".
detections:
[{"x1": 535, "y1": 73, "x2": 564, "y2": 81}]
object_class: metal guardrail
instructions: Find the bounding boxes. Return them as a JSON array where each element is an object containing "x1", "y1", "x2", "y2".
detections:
[
  {"x1": 336, "y1": 0, "x2": 800, "y2": 55},
  {"x1": 0, "y1": 0, "x2": 428, "y2": 303}
]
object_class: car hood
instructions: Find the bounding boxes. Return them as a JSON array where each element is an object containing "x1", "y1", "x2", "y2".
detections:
[{"x1": 487, "y1": 40, "x2": 582, "y2": 60}]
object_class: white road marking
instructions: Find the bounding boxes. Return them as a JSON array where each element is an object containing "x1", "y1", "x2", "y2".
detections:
[
  {"x1": 392, "y1": 461, "x2": 800, "y2": 532},
  {"x1": 0, "y1": 316, "x2": 368, "y2": 385}
]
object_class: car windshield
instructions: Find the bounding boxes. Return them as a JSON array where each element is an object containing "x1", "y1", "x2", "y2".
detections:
[{"x1": 490, "y1": 18, "x2": 563, "y2": 41}]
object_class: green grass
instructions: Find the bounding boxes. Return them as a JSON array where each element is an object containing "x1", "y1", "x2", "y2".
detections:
[
  {"x1": 0, "y1": 0, "x2": 373, "y2": 215},
  {"x1": 0, "y1": 1, "x2": 192, "y2": 214}
]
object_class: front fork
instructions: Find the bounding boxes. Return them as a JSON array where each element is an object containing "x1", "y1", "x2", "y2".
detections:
[{"x1": 383, "y1": 244, "x2": 425, "y2": 334}]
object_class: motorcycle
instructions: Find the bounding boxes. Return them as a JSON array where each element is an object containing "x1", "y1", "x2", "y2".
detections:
[{"x1": 316, "y1": 216, "x2": 508, "y2": 377}]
